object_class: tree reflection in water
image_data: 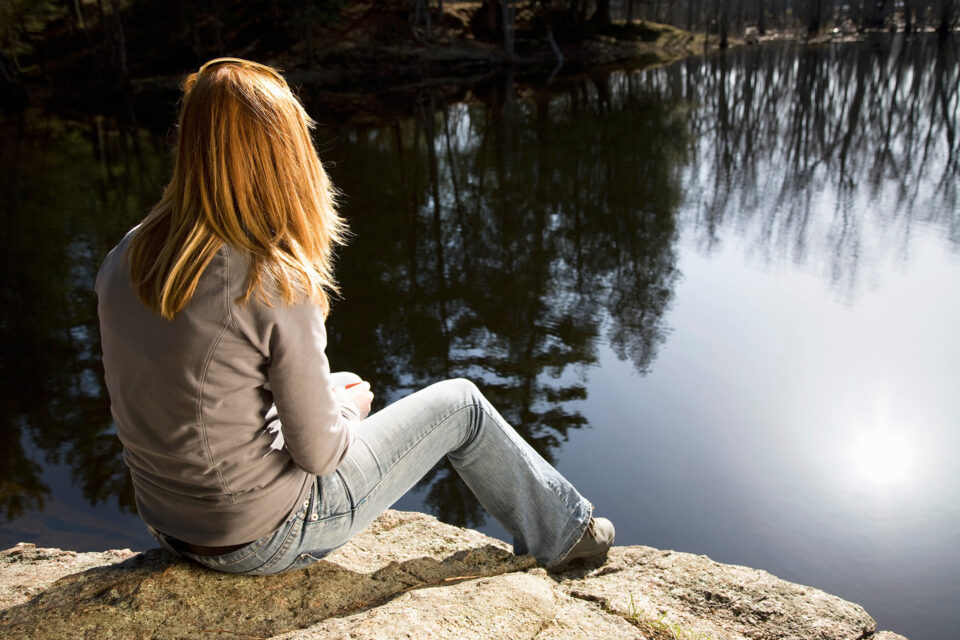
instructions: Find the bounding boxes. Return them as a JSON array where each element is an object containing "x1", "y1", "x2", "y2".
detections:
[
  {"x1": 671, "y1": 36, "x2": 959, "y2": 295},
  {"x1": 324, "y1": 69, "x2": 687, "y2": 526},
  {"x1": 0, "y1": 35, "x2": 956, "y2": 538},
  {"x1": 0, "y1": 112, "x2": 168, "y2": 522}
]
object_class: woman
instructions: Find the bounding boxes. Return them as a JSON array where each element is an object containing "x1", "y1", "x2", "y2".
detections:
[{"x1": 95, "y1": 57, "x2": 614, "y2": 575}]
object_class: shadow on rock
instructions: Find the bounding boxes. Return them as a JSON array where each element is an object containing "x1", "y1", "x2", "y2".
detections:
[{"x1": 0, "y1": 512, "x2": 536, "y2": 639}]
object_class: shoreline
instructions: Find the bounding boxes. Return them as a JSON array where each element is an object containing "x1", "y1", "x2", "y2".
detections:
[
  {"x1": 126, "y1": 21, "x2": 709, "y2": 111},
  {"x1": 46, "y1": 26, "x2": 943, "y2": 129}
]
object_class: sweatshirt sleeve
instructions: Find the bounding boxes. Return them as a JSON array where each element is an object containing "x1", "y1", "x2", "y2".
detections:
[{"x1": 255, "y1": 298, "x2": 358, "y2": 476}]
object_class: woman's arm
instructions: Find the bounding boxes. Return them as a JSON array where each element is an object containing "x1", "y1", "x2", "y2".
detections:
[{"x1": 255, "y1": 299, "x2": 358, "y2": 476}]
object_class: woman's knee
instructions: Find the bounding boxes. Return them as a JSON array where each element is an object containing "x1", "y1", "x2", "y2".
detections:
[{"x1": 420, "y1": 378, "x2": 485, "y2": 413}]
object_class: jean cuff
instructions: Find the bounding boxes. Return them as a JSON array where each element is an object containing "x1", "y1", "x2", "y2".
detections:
[{"x1": 546, "y1": 500, "x2": 594, "y2": 569}]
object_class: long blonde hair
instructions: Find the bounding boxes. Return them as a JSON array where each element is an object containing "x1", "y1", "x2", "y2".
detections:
[{"x1": 127, "y1": 57, "x2": 346, "y2": 320}]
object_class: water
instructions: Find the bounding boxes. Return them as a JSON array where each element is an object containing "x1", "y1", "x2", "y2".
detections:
[{"x1": 1, "y1": 36, "x2": 957, "y2": 639}]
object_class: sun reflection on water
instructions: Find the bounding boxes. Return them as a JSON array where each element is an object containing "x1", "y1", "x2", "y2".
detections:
[{"x1": 850, "y1": 428, "x2": 915, "y2": 489}]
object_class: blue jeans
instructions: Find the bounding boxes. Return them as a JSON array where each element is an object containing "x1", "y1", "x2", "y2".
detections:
[{"x1": 149, "y1": 377, "x2": 593, "y2": 574}]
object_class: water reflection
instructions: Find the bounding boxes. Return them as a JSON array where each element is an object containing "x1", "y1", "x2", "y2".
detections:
[
  {"x1": 668, "y1": 36, "x2": 959, "y2": 295},
  {"x1": 0, "y1": 36, "x2": 956, "y2": 552},
  {"x1": 849, "y1": 428, "x2": 915, "y2": 488},
  {"x1": 0, "y1": 112, "x2": 168, "y2": 525},
  {"x1": 322, "y1": 68, "x2": 688, "y2": 526}
]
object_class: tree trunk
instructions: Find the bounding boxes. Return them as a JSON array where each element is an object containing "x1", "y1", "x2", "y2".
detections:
[
  {"x1": 808, "y1": 0, "x2": 822, "y2": 35},
  {"x1": 719, "y1": 2, "x2": 729, "y2": 47},
  {"x1": 106, "y1": 0, "x2": 138, "y2": 151},
  {"x1": 73, "y1": 0, "x2": 87, "y2": 30},
  {"x1": 501, "y1": 0, "x2": 514, "y2": 57},
  {"x1": 105, "y1": 0, "x2": 129, "y2": 78},
  {"x1": 938, "y1": 0, "x2": 955, "y2": 38},
  {"x1": 410, "y1": 0, "x2": 422, "y2": 42},
  {"x1": 666, "y1": 0, "x2": 676, "y2": 25},
  {"x1": 590, "y1": 0, "x2": 611, "y2": 28},
  {"x1": 546, "y1": 23, "x2": 563, "y2": 66},
  {"x1": 425, "y1": 0, "x2": 433, "y2": 39}
]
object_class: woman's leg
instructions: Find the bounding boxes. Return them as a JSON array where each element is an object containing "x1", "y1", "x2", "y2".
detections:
[{"x1": 273, "y1": 378, "x2": 593, "y2": 573}]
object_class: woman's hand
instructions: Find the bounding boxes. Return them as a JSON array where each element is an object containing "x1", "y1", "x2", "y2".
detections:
[{"x1": 341, "y1": 381, "x2": 374, "y2": 420}]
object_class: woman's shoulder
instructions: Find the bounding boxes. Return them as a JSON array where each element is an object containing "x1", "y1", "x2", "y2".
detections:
[
  {"x1": 104, "y1": 223, "x2": 141, "y2": 260},
  {"x1": 96, "y1": 223, "x2": 142, "y2": 290},
  {"x1": 219, "y1": 242, "x2": 253, "y2": 283}
]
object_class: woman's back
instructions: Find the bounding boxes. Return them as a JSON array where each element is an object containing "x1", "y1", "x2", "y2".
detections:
[{"x1": 97, "y1": 229, "x2": 333, "y2": 546}]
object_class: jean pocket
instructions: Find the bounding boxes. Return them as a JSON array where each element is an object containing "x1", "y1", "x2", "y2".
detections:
[
  {"x1": 185, "y1": 508, "x2": 301, "y2": 574},
  {"x1": 315, "y1": 470, "x2": 355, "y2": 520},
  {"x1": 244, "y1": 515, "x2": 306, "y2": 575}
]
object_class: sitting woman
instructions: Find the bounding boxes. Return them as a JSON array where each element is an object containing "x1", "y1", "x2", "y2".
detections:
[{"x1": 95, "y1": 57, "x2": 614, "y2": 575}]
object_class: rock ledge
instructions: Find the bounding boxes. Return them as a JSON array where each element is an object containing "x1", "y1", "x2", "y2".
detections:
[{"x1": 0, "y1": 510, "x2": 908, "y2": 640}]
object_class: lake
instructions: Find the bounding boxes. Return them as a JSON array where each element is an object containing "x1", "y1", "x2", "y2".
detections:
[{"x1": 1, "y1": 35, "x2": 957, "y2": 640}]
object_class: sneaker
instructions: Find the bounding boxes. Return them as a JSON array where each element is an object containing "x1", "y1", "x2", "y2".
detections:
[{"x1": 553, "y1": 516, "x2": 615, "y2": 567}]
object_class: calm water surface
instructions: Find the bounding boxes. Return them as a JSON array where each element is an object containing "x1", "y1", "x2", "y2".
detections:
[{"x1": 1, "y1": 36, "x2": 957, "y2": 640}]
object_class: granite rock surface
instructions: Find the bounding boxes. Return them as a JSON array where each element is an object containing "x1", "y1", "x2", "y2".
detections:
[{"x1": 0, "y1": 510, "x2": 909, "y2": 640}]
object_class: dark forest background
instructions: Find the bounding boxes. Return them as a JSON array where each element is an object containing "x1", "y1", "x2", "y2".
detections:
[{"x1": 3, "y1": 0, "x2": 958, "y2": 114}]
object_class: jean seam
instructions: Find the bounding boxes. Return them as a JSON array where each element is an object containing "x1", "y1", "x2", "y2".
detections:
[
  {"x1": 478, "y1": 404, "x2": 567, "y2": 503},
  {"x1": 359, "y1": 438, "x2": 382, "y2": 477},
  {"x1": 549, "y1": 504, "x2": 594, "y2": 568},
  {"x1": 469, "y1": 402, "x2": 590, "y2": 566},
  {"x1": 240, "y1": 512, "x2": 304, "y2": 574},
  {"x1": 463, "y1": 402, "x2": 582, "y2": 518},
  {"x1": 336, "y1": 470, "x2": 355, "y2": 525}
]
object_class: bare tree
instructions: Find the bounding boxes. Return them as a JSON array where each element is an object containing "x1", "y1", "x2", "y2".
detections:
[{"x1": 602, "y1": 0, "x2": 959, "y2": 36}]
